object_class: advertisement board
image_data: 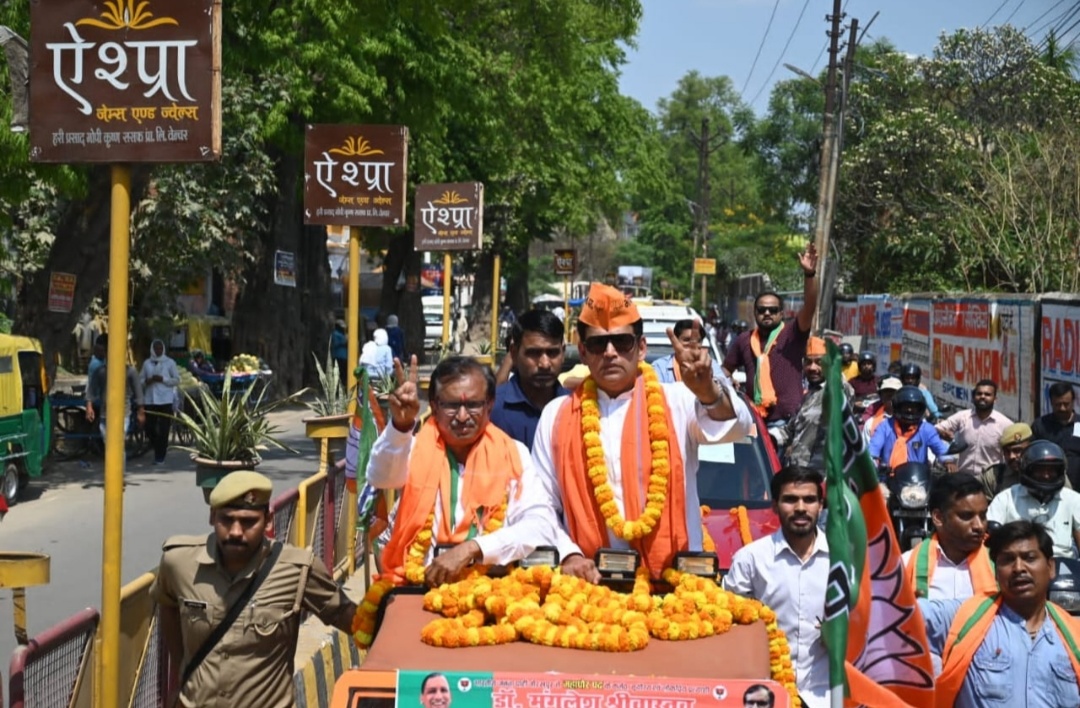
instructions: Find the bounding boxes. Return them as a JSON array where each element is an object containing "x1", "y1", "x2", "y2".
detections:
[
  {"x1": 273, "y1": 250, "x2": 296, "y2": 287},
  {"x1": 414, "y1": 182, "x2": 484, "y2": 251},
  {"x1": 304, "y1": 124, "x2": 408, "y2": 226},
  {"x1": 1040, "y1": 301, "x2": 1080, "y2": 416},
  {"x1": 47, "y1": 272, "x2": 77, "y2": 312},
  {"x1": 901, "y1": 299, "x2": 932, "y2": 377},
  {"x1": 833, "y1": 300, "x2": 859, "y2": 337},
  {"x1": 929, "y1": 298, "x2": 1032, "y2": 421},
  {"x1": 29, "y1": 0, "x2": 222, "y2": 163}
]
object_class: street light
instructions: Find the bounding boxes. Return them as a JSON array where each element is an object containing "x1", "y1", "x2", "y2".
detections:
[{"x1": 783, "y1": 63, "x2": 819, "y2": 83}]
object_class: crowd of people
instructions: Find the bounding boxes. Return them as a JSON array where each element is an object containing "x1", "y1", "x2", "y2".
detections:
[{"x1": 142, "y1": 240, "x2": 1080, "y2": 706}]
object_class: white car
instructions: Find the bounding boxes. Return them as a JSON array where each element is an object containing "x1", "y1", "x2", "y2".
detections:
[{"x1": 636, "y1": 304, "x2": 722, "y2": 364}]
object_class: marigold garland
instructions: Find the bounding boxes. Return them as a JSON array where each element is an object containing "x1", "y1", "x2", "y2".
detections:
[
  {"x1": 415, "y1": 565, "x2": 800, "y2": 706},
  {"x1": 730, "y1": 505, "x2": 754, "y2": 547},
  {"x1": 581, "y1": 362, "x2": 671, "y2": 541},
  {"x1": 700, "y1": 505, "x2": 716, "y2": 552},
  {"x1": 351, "y1": 497, "x2": 508, "y2": 648}
]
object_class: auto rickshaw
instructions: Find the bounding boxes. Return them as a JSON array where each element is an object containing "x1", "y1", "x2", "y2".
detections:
[{"x1": 0, "y1": 334, "x2": 51, "y2": 505}]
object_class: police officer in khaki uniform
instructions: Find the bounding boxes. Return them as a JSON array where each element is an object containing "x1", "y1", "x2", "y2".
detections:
[{"x1": 151, "y1": 472, "x2": 357, "y2": 708}]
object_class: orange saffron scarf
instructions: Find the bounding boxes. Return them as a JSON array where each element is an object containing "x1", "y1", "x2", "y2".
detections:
[
  {"x1": 888, "y1": 420, "x2": 917, "y2": 469},
  {"x1": 749, "y1": 323, "x2": 784, "y2": 416},
  {"x1": 904, "y1": 534, "x2": 997, "y2": 599},
  {"x1": 937, "y1": 595, "x2": 1080, "y2": 708},
  {"x1": 381, "y1": 419, "x2": 523, "y2": 579},
  {"x1": 552, "y1": 375, "x2": 688, "y2": 579}
]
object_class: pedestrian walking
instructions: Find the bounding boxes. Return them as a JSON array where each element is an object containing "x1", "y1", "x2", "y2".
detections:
[{"x1": 142, "y1": 339, "x2": 180, "y2": 464}]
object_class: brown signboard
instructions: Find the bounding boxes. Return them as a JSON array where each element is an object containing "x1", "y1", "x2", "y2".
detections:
[
  {"x1": 553, "y1": 249, "x2": 576, "y2": 277},
  {"x1": 413, "y1": 182, "x2": 484, "y2": 251},
  {"x1": 304, "y1": 124, "x2": 409, "y2": 226},
  {"x1": 29, "y1": 0, "x2": 222, "y2": 163}
]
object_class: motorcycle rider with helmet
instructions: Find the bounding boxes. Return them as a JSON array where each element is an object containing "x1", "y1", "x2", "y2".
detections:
[
  {"x1": 899, "y1": 362, "x2": 940, "y2": 421},
  {"x1": 850, "y1": 351, "x2": 880, "y2": 398},
  {"x1": 987, "y1": 440, "x2": 1080, "y2": 559},
  {"x1": 869, "y1": 385, "x2": 952, "y2": 475},
  {"x1": 839, "y1": 342, "x2": 858, "y2": 381}
]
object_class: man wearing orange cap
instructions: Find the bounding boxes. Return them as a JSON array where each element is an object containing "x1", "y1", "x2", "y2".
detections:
[
  {"x1": 770, "y1": 337, "x2": 853, "y2": 469},
  {"x1": 530, "y1": 283, "x2": 753, "y2": 582}
]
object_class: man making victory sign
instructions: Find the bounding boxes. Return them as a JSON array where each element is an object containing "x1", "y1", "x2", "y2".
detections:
[{"x1": 531, "y1": 283, "x2": 753, "y2": 582}]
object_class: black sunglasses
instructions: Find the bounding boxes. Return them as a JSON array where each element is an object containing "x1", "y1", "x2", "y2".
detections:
[
  {"x1": 756, "y1": 306, "x2": 781, "y2": 315},
  {"x1": 583, "y1": 334, "x2": 638, "y2": 355}
]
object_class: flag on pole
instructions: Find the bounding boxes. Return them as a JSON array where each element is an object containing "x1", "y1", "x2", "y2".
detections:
[
  {"x1": 346, "y1": 369, "x2": 387, "y2": 537},
  {"x1": 822, "y1": 340, "x2": 935, "y2": 707}
]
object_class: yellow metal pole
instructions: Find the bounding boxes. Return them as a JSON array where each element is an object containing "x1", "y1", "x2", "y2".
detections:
[
  {"x1": 490, "y1": 254, "x2": 500, "y2": 356},
  {"x1": 563, "y1": 276, "x2": 570, "y2": 343},
  {"x1": 441, "y1": 253, "x2": 452, "y2": 350},
  {"x1": 99, "y1": 163, "x2": 130, "y2": 708},
  {"x1": 347, "y1": 226, "x2": 361, "y2": 400}
]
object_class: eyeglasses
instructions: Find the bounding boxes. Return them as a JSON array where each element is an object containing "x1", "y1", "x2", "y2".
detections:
[
  {"x1": 583, "y1": 334, "x2": 638, "y2": 355},
  {"x1": 744, "y1": 699, "x2": 772, "y2": 708},
  {"x1": 434, "y1": 399, "x2": 487, "y2": 416},
  {"x1": 756, "y1": 306, "x2": 781, "y2": 315}
]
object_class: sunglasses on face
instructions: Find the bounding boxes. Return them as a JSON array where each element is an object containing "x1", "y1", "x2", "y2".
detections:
[
  {"x1": 434, "y1": 399, "x2": 487, "y2": 416},
  {"x1": 756, "y1": 306, "x2": 781, "y2": 315},
  {"x1": 583, "y1": 334, "x2": 638, "y2": 355}
]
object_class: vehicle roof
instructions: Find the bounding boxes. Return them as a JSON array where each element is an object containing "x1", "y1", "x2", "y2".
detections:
[
  {"x1": 636, "y1": 304, "x2": 703, "y2": 322},
  {"x1": 0, "y1": 334, "x2": 43, "y2": 356}
]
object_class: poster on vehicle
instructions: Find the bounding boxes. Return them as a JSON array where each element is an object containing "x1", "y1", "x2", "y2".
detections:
[
  {"x1": 389, "y1": 670, "x2": 789, "y2": 708},
  {"x1": 47, "y1": 272, "x2": 77, "y2": 312},
  {"x1": 929, "y1": 298, "x2": 1031, "y2": 421},
  {"x1": 1040, "y1": 300, "x2": 1080, "y2": 416},
  {"x1": 901, "y1": 299, "x2": 932, "y2": 377},
  {"x1": 273, "y1": 250, "x2": 296, "y2": 287}
]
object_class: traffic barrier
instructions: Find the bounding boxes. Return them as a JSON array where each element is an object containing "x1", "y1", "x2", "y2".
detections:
[
  {"x1": 8, "y1": 462, "x2": 359, "y2": 708},
  {"x1": 293, "y1": 629, "x2": 361, "y2": 708},
  {"x1": 8, "y1": 608, "x2": 97, "y2": 708}
]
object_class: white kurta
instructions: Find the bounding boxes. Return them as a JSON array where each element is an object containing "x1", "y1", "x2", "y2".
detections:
[
  {"x1": 367, "y1": 424, "x2": 571, "y2": 565},
  {"x1": 530, "y1": 377, "x2": 752, "y2": 560}
]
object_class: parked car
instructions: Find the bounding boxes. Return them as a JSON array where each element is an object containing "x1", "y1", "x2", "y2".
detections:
[
  {"x1": 637, "y1": 303, "x2": 722, "y2": 364},
  {"x1": 699, "y1": 394, "x2": 782, "y2": 572}
]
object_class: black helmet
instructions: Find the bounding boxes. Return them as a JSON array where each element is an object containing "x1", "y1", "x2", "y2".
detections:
[
  {"x1": 900, "y1": 363, "x2": 922, "y2": 381},
  {"x1": 1020, "y1": 440, "x2": 1068, "y2": 501},
  {"x1": 734, "y1": 320, "x2": 748, "y2": 331},
  {"x1": 839, "y1": 342, "x2": 854, "y2": 356},
  {"x1": 893, "y1": 385, "x2": 927, "y2": 426},
  {"x1": 858, "y1": 351, "x2": 876, "y2": 363}
]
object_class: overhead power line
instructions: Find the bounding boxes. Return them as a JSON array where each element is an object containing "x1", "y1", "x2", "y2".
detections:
[
  {"x1": 741, "y1": 0, "x2": 782, "y2": 99},
  {"x1": 981, "y1": 0, "x2": 1014, "y2": 28},
  {"x1": 1033, "y1": 1, "x2": 1080, "y2": 41},
  {"x1": 1037, "y1": 1, "x2": 1080, "y2": 50},
  {"x1": 748, "y1": 0, "x2": 814, "y2": 106},
  {"x1": 1024, "y1": 0, "x2": 1069, "y2": 31}
]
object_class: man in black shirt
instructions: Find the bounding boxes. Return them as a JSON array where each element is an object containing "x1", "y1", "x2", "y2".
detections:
[{"x1": 1032, "y1": 382, "x2": 1080, "y2": 489}]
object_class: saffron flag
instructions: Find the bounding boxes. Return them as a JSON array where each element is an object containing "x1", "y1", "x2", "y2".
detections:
[{"x1": 822, "y1": 341, "x2": 935, "y2": 708}]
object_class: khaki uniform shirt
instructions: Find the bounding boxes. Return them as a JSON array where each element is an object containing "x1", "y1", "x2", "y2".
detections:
[{"x1": 150, "y1": 534, "x2": 356, "y2": 708}]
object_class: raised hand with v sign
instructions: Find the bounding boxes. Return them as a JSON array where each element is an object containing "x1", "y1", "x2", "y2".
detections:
[{"x1": 388, "y1": 355, "x2": 420, "y2": 432}]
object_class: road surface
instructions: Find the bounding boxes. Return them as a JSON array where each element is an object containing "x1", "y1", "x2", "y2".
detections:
[{"x1": 0, "y1": 404, "x2": 327, "y2": 684}]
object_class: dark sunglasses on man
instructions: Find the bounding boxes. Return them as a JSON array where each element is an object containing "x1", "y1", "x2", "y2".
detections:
[
  {"x1": 582, "y1": 333, "x2": 638, "y2": 355},
  {"x1": 756, "y1": 306, "x2": 781, "y2": 315}
]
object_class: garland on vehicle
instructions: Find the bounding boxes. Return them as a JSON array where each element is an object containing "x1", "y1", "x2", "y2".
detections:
[
  {"x1": 412, "y1": 565, "x2": 800, "y2": 708},
  {"x1": 730, "y1": 505, "x2": 754, "y2": 547}
]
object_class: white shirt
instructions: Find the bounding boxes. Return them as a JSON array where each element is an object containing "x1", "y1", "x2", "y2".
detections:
[
  {"x1": 901, "y1": 543, "x2": 975, "y2": 601},
  {"x1": 140, "y1": 355, "x2": 180, "y2": 406},
  {"x1": 531, "y1": 377, "x2": 751, "y2": 561},
  {"x1": 723, "y1": 530, "x2": 830, "y2": 708},
  {"x1": 988, "y1": 485, "x2": 1080, "y2": 558},
  {"x1": 367, "y1": 424, "x2": 569, "y2": 565},
  {"x1": 935, "y1": 409, "x2": 1014, "y2": 474}
]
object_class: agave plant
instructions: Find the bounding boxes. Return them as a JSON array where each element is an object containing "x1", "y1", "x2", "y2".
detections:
[
  {"x1": 370, "y1": 370, "x2": 397, "y2": 398},
  {"x1": 172, "y1": 373, "x2": 305, "y2": 464},
  {"x1": 306, "y1": 343, "x2": 349, "y2": 417}
]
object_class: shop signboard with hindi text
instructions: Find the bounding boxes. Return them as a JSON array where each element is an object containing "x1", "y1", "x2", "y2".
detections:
[
  {"x1": 304, "y1": 124, "x2": 409, "y2": 227},
  {"x1": 413, "y1": 182, "x2": 484, "y2": 251},
  {"x1": 47, "y1": 272, "x2": 77, "y2": 312},
  {"x1": 553, "y1": 249, "x2": 576, "y2": 277},
  {"x1": 29, "y1": 0, "x2": 222, "y2": 163}
]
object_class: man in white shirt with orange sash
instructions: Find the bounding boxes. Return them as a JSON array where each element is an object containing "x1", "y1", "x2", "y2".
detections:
[
  {"x1": 367, "y1": 355, "x2": 563, "y2": 587},
  {"x1": 921, "y1": 521, "x2": 1080, "y2": 708},
  {"x1": 530, "y1": 283, "x2": 753, "y2": 582},
  {"x1": 903, "y1": 472, "x2": 997, "y2": 601}
]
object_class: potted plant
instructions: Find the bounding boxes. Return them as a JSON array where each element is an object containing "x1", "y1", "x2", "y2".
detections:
[
  {"x1": 302, "y1": 347, "x2": 353, "y2": 458},
  {"x1": 173, "y1": 371, "x2": 302, "y2": 502}
]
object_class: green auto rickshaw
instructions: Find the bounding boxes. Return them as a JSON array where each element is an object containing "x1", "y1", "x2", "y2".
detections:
[{"x1": 0, "y1": 334, "x2": 51, "y2": 505}]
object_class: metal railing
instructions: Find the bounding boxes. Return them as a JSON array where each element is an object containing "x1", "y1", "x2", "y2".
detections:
[{"x1": 9, "y1": 461, "x2": 358, "y2": 708}]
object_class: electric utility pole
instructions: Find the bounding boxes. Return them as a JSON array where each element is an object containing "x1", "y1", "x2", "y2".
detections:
[{"x1": 688, "y1": 117, "x2": 724, "y2": 298}]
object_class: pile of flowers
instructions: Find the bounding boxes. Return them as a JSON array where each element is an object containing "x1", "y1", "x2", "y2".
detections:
[{"x1": 381, "y1": 565, "x2": 798, "y2": 707}]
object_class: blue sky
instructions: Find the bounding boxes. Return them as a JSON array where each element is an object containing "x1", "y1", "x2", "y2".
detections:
[{"x1": 618, "y1": 0, "x2": 1072, "y2": 116}]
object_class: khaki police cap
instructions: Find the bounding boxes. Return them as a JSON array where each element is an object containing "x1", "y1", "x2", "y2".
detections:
[
  {"x1": 1000, "y1": 422, "x2": 1033, "y2": 448},
  {"x1": 209, "y1": 471, "x2": 273, "y2": 509}
]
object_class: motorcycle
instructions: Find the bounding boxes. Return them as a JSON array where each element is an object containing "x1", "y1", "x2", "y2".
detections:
[
  {"x1": 1050, "y1": 557, "x2": 1080, "y2": 615},
  {"x1": 884, "y1": 461, "x2": 933, "y2": 552}
]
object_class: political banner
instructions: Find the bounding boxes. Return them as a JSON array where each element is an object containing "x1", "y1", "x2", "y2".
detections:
[
  {"x1": 900, "y1": 299, "x2": 932, "y2": 377},
  {"x1": 47, "y1": 272, "x2": 77, "y2": 313},
  {"x1": 273, "y1": 250, "x2": 296, "y2": 287},
  {"x1": 833, "y1": 301, "x2": 859, "y2": 338}
]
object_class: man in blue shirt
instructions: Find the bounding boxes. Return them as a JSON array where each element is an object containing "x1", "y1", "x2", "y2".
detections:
[
  {"x1": 330, "y1": 318, "x2": 348, "y2": 386},
  {"x1": 869, "y1": 385, "x2": 951, "y2": 470},
  {"x1": 652, "y1": 319, "x2": 723, "y2": 384},
  {"x1": 489, "y1": 309, "x2": 568, "y2": 449},
  {"x1": 921, "y1": 520, "x2": 1080, "y2": 706}
]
